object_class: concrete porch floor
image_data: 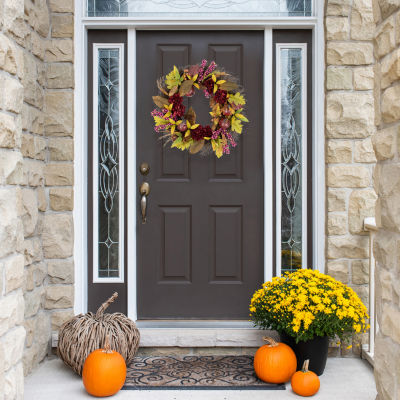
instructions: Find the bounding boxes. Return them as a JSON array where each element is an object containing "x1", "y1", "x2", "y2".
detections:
[{"x1": 24, "y1": 357, "x2": 376, "y2": 400}]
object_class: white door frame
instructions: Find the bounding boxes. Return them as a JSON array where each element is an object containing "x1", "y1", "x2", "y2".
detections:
[{"x1": 74, "y1": 2, "x2": 325, "y2": 336}]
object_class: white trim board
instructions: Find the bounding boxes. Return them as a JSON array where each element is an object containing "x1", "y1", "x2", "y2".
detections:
[
  {"x1": 127, "y1": 29, "x2": 137, "y2": 321},
  {"x1": 73, "y1": 1, "x2": 87, "y2": 315},
  {"x1": 73, "y1": 5, "x2": 326, "y2": 333}
]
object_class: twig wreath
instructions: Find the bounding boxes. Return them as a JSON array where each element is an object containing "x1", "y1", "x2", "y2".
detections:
[{"x1": 151, "y1": 60, "x2": 249, "y2": 158}]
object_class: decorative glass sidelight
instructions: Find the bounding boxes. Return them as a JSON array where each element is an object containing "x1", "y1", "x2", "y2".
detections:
[
  {"x1": 277, "y1": 45, "x2": 306, "y2": 275},
  {"x1": 94, "y1": 45, "x2": 124, "y2": 281},
  {"x1": 87, "y1": 0, "x2": 313, "y2": 17}
]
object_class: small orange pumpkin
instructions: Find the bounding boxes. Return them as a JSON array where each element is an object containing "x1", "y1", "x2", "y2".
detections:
[
  {"x1": 291, "y1": 359, "x2": 320, "y2": 397},
  {"x1": 254, "y1": 336, "x2": 297, "y2": 384},
  {"x1": 82, "y1": 337, "x2": 127, "y2": 397}
]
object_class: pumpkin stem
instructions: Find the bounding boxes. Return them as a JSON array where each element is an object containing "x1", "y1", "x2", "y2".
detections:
[
  {"x1": 95, "y1": 292, "x2": 118, "y2": 319},
  {"x1": 103, "y1": 335, "x2": 113, "y2": 354},
  {"x1": 302, "y1": 359, "x2": 310, "y2": 372},
  {"x1": 262, "y1": 336, "x2": 279, "y2": 347}
]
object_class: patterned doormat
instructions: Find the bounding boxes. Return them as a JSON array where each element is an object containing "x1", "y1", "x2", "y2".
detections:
[{"x1": 123, "y1": 355, "x2": 285, "y2": 390}]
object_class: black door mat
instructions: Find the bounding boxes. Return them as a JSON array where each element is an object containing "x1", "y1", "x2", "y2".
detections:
[{"x1": 123, "y1": 355, "x2": 285, "y2": 390}]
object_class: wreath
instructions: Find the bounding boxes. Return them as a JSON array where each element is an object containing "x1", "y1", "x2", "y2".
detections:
[{"x1": 151, "y1": 59, "x2": 249, "y2": 158}]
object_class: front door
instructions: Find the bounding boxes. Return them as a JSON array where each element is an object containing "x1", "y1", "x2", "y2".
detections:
[{"x1": 137, "y1": 31, "x2": 264, "y2": 319}]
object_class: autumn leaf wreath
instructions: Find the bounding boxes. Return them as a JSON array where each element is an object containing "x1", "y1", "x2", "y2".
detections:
[{"x1": 151, "y1": 60, "x2": 249, "y2": 158}]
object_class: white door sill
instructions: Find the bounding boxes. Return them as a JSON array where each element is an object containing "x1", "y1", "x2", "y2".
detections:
[{"x1": 136, "y1": 321, "x2": 276, "y2": 347}]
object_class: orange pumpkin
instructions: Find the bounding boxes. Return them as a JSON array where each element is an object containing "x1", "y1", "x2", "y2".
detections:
[
  {"x1": 254, "y1": 336, "x2": 297, "y2": 384},
  {"x1": 291, "y1": 359, "x2": 320, "y2": 397},
  {"x1": 82, "y1": 337, "x2": 127, "y2": 397}
]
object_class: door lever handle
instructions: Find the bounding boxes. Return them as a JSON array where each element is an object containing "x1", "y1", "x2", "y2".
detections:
[{"x1": 139, "y1": 182, "x2": 150, "y2": 224}]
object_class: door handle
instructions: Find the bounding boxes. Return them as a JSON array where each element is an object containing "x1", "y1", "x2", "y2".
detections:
[{"x1": 139, "y1": 182, "x2": 150, "y2": 224}]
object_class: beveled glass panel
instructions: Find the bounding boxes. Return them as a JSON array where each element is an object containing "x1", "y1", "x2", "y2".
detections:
[
  {"x1": 97, "y1": 48, "x2": 121, "y2": 278},
  {"x1": 279, "y1": 48, "x2": 303, "y2": 274},
  {"x1": 87, "y1": 0, "x2": 313, "y2": 17}
]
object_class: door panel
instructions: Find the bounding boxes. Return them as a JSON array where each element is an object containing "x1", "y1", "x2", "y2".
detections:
[{"x1": 137, "y1": 31, "x2": 264, "y2": 319}]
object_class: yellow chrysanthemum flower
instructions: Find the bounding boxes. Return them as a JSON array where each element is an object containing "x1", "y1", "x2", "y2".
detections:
[{"x1": 249, "y1": 268, "x2": 370, "y2": 342}]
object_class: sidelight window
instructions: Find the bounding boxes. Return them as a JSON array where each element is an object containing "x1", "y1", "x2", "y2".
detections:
[
  {"x1": 92, "y1": 44, "x2": 125, "y2": 282},
  {"x1": 276, "y1": 44, "x2": 307, "y2": 275}
]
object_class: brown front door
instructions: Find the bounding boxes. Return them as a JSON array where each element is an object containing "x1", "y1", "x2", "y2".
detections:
[{"x1": 137, "y1": 31, "x2": 264, "y2": 319}]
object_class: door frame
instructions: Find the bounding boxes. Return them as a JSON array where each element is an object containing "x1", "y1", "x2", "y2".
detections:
[{"x1": 74, "y1": 3, "x2": 326, "y2": 328}]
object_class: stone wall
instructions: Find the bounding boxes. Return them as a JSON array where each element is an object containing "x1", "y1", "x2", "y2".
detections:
[
  {"x1": 372, "y1": 0, "x2": 400, "y2": 399},
  {"x1": 0, "y1": 0, "x2": 74, "y2": 398},
  {"x1": 325, "y1": 0, "x2": 377, "y2": 355}
]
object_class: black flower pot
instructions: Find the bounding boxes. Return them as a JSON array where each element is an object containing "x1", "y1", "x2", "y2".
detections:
[{"x1": 279, "y1": 332, "x2": 329, "y2": 376}]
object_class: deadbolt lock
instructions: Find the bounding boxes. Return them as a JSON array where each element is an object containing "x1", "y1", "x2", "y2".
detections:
[{"x1": 139, "y1": 162, "x2": 150, "y2": 176}]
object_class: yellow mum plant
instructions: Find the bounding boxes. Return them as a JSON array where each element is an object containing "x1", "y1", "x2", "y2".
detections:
[{"x1": 249, "y1": 269, "x2": 369, "y2": 343}]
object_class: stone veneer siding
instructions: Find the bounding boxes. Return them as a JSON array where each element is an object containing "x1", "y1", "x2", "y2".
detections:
[
  {"x1": 325, "y1": 0, "x2": 377, "y2": 356},
  {"x1": 0, "y1": 0, "x2": 74, "y2": 398},
  {"x1": 372, "y1": 0, "x2": 400, "y2": 399}
]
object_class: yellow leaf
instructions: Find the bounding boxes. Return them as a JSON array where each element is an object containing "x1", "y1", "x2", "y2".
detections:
[
  {"x1": 191, "y1": 123, "x2": 200, "y2": 129},
  {"x1": 154, "y1": 116, "x2": 167, "y2": 126},
  {"x1": 168, "y1": 118, "x2": 176, "y2": 124},
  {"x1": 192, "y1": 74, "x2": 198, "y2": 81},
  {"x1": 185, "y1": 131, "x2": 191, "y2": 137},
  {"x1": 231, "y1": 117, "x2": 243, "y2": 134},
  {"x1": 215, "y1": 144, "x2": 223, "y2": 158},
  {"x1": 212, "y1": 74, "x2": 217, "y2": 82},
  {"x1": 184, "y1": 140, "x2": 192, "y2": 149},
  {"x1": 213, "y1": 84, "x2": 218, "y2": 94},
  {"x1": 171, "y1": 125, "x2": 176, "y2": 134},
  {"x1": 193, "y1": 83, "x2": 200, "y2": 89},
  {"x1": 204, "y1": 137, "x2": 211, "y2": 140},
  {"x1": 186, "y1": 120, "x2": 191, "y2": 129},
  {"x1": 213, "y1": 104, "x2": 221, "y2": 116},
  {"x1": 171, "y1": 137, "x2": 183, "y2": 148},
  {"x1": 236, "y1": 113, "x2": 249, "y2": 122},
  {"x1": 228, "y1": 92, "x2": 246, "y2": 106},
  {"x1": 216, "y1": 80, "x2": 226, "y2": 85}
]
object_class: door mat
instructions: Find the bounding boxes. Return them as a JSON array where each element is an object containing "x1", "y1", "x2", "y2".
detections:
[{"x1": 123, "y1": 355, "x2": 285, "y2": 390}]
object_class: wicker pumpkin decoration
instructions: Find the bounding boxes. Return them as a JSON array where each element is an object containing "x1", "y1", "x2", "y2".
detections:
[
  {"x1": 291, "y1": 359, "x2": 320, "y2": 397},
  {"x1": 82, "y1": 337, "x2": 127, "y2": 397},
  {"x1": 58, "y1": 292, "x2": 140, "y2": 375},
  {"x1": 254, "y1": 336, "x2": 297, "y2": 384}
]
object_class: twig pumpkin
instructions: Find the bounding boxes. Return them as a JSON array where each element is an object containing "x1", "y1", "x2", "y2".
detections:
[
  {"x1": 291, "y1": 359, "x2": 320, "y2": 397},
  {"x1": 82, "y1": 336, "x2": 127, "y2": 397},
  {"x1": 254, "y1": 336, "x2": 297, "y2": 384},
  {"x1": 57, "y1": 292, "x2": 140, "y2": 375}
]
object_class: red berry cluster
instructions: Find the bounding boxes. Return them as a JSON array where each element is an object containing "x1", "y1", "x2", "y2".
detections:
[
  {"x1": 203, "y1": 79, "x2": 214, "y2": 94},
  {"x1": 191, "y1": 125, "x2": 212, "y2": 141},
  {"x1": 168, "y1": 93, "x2": 185, "y2": 119},
  {"x1": 214, "y1": 89, "x2": 228, "y2": 105}
]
